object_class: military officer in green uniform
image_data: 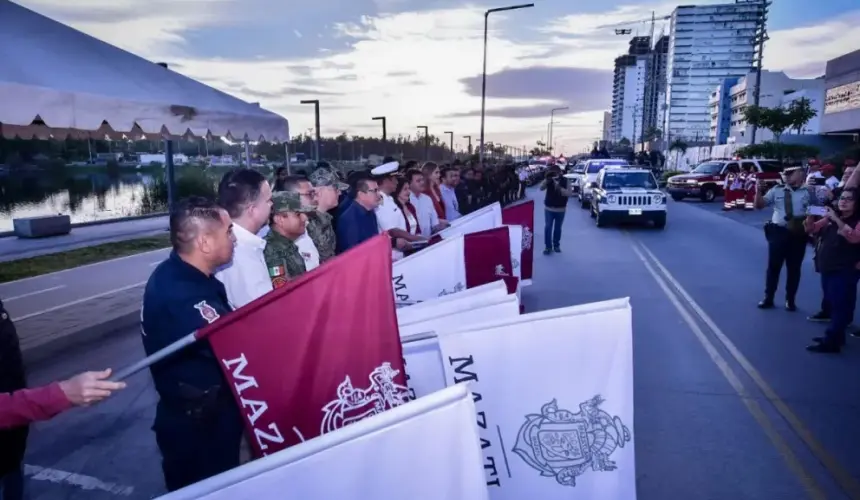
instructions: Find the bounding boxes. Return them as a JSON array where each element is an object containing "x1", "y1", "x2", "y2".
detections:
[
  {"x1": 264, "y1": 191, "x2": 317, "y2": 288},
  {"x1": 754, "y1": 165, "x2": 811, "y2": 311},
  {"x1": 307, "y1": 167, "x2": 347, "y2": 263}
]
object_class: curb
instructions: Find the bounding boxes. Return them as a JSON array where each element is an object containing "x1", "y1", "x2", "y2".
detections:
[
  {"x1": 21, "y1": 310, "x2": 141, "y2": 369},
  {"x1": 0, "y1": 212, "x2": 168, "y2": 239}
]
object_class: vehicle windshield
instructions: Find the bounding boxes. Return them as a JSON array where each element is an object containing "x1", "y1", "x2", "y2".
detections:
[
  {"x1": 758, "y1": 160, "x2": 782, "y2": 173},
  {"x1": 587, "y1": 160, "x2": 626, "y2": 173},
  {"x1": 602, "y1": 172, "x2": 657, "y2": 190},
  {"x1": 692, "y1": 162, "x2": 723, "y2": 174}
]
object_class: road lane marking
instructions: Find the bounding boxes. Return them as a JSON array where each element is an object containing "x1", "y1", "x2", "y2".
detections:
[
  {"x1": 0, "y1": 247, "x2": 170, "y2": 288},
  {"x1": 3, "y1": 285, "x2": 65, "y2": 302},
  {"x1": 149, "y1": 261, "x2": 162, "y2": 267},
  {"x1": 11, "y1": 281, "x2": 146, "y2": 322},
  {"x1": 24, "y1": 464, "x2": 134, "y2": 496},
  {"x1": 629, "y1": 241, "x2": 826, "y2": 500},
  {"x1": 634, "y1": 240, "x2": 860, "y2": 499}
]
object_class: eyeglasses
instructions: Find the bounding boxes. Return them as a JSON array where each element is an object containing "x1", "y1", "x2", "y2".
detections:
[
  {"x1": 298, "y1": 191, "x2": 316, "y2": 198},
  {"x1": 839, "y1": 196, "x2": 855, "y2": 202}
]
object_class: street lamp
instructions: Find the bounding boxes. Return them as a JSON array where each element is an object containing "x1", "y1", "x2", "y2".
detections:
[
  {"x1": 417, "y1": 125, "x2": 429, "y2": 161},
  {"x1": 444, "y1": 131, "x2": 454, "y2": 162},
  {"x1": 300, "y1": 99, "x2": 321, "y2": 162},
  {"x1": 479, "y1": 3, "x2": 535, "y2": 168},
  {"x1": 372, "y1": 116, "x2": 386, "y2": 155},
  {"x1": 463, "y1": 135, "x2": 472, "y2": 155},
  {"x1": 549, "y1": 106, "x2": 568, "y2": 153}
]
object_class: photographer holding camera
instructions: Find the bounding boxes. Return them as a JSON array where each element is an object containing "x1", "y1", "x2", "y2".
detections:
[{"x1": 540, "y1": 165, "x2": 571, "y2": 255}]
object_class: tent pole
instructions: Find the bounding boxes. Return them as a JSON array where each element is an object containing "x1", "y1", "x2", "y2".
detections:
[
  {"x1": 244, "y1": 139, "x2": 252, "y2": 167},
  {"x1": 285, "y1": 143, "x2": 292, "y2": 175}
]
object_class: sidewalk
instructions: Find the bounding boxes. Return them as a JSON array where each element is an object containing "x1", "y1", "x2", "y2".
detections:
[{"x1": 0, "y1": 215, "x2": 168, "y2": 262}]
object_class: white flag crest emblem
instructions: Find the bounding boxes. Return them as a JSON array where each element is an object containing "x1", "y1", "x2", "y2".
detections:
[
  {"x1": 521, "y1": 226, "x2": 533, "y2": 251},
  {"x1": 512, "y1": 395, "x2": 631, "y2": 487},
  {"x1": 320, "y1": 363, "x2": 411, "y2": 434}
]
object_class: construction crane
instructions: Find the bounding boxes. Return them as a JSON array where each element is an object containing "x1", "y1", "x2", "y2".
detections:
[{"x1": 596, "y1": 13, "x2": 671, "y2": 32}]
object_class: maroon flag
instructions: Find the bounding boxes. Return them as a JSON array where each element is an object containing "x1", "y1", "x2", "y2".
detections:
[
  {"x1": 197, "y1": 235, "x2": 410, "y2": 458},
  {"x1": 464, "y1": 226, "x2": 517, "y2": 293},
  {"x1": 502, "y1": 200, "x2": 535, "y2": 282}
]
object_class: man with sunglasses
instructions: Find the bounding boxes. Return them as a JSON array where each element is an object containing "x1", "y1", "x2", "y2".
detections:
[{"x1": 336, "y1": 173, "x2": 382, "y2": 254}]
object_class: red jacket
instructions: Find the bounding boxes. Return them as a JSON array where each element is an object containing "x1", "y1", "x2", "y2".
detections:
[{"x1": 0, "y1": 383, "x2": 71, "y2": 429}]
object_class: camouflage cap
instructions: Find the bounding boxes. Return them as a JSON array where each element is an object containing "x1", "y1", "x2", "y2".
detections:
[
  {"x1": 309, "y1": 167, "x2": 349, "y2": 190},
  {"x1": 271, "y1": 191, "x2": 316, "y2": 214}
]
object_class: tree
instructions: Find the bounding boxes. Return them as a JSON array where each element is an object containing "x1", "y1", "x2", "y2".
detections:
[
  {"x1": 618, "y1": 137, "x2": 631, "y2": 147},
  {"x1": 786, "y1": 97, "x2": 818, "y2": 135},
  {"x1": 668, "y1": 138, "x2": 688, "y2": 169},
  {"x1": 643, "y1": 127, "x2": 662, "y2": 142},
  {"x1": 742, "y1": 105, "x2": 793, "y2": 143}
]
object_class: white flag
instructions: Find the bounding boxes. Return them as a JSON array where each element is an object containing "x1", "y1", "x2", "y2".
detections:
[
  {"x1": 399, "y1": 294, "x2": 520, "y2": 338},
  {"x1": 447, "y1": 203, "x2": 502, "y2": 231},
  {"x1": 158, "y1": 385, "x2": 490, "y2": 500},
  {"x1": 397, "y1": 280, "x2": 508, "y2": 325},
  {"x1": 437, "y1": 299, "x2": 635, "y2": 500},
  {"x1": 392, "y1": 235, "x2": 466, "y2": 302},
  {"x1": 402, "y1": 335, "x2": 446, "y2": 399}
]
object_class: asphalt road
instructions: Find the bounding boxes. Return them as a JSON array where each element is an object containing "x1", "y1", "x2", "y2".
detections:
[
  {"x1": 17, "y1": 192, "x2": 860, "y2": 500},
  {"x1": 0, "y1": 248, "x2": 169, "y2": 323}
]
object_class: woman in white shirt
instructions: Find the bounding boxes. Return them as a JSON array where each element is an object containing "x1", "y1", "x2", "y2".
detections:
[{"x1": 392, "y1": 177, "x2": 428, "y2": 259}]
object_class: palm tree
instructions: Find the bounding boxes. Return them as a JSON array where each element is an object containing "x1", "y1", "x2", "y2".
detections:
[{"x1": 668, "y1": 138, "x2": 688, "y2": 170}]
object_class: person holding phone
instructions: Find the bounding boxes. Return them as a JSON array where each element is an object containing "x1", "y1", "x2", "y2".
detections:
[
  {"x1": 803, "y1": 189, "x2": 860, "y2": 353},
  {"x1": 540, "y1": 165, "x2": 571, "y2": 255}
]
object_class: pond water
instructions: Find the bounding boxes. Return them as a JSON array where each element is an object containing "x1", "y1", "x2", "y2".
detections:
[{"x1": 0, "y1": 169, "x2": 158, "y2": 232}]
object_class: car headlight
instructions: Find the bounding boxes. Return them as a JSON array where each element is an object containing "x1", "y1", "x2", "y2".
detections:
[
  {"x1": 652, "y1": 194, "x2": 663, "y2": 204},
  {"x1": 608, "y1": 195, "x2": 617, "y2": 204},
  {"x1": 686, "y1": 179, "x2": 697, "y2": 184}
]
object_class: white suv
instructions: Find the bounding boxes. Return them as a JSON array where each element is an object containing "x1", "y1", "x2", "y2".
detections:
[
  {"x1": 576, "y1": 159, "x2": 630, "y2": 209},
  {"x1": 589, "y1": 167, "x2": 667, "y2": 229}
]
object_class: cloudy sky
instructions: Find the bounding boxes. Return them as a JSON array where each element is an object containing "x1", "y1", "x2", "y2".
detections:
[{"x1": 15, "y1": 0, "x2": 860, "y2": 154}]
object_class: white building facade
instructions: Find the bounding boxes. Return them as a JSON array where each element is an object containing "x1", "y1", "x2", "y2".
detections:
[
  {"x1": 664, "y1": 1, "x2": 767, "y2": 143},
  {"x1": 602, "y1": 111, "x2": 612, "y2": 141},
  {"x1": 611, "y1": 56, "x2": 647, "y2": 143},
  {"x1": 708, "y1": 70, "x2": 825, "y2": 145}
]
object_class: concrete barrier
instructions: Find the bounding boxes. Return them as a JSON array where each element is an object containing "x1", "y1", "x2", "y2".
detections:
[{"x1": 13, "y1": 215, "x2": 72, "y2": 238}]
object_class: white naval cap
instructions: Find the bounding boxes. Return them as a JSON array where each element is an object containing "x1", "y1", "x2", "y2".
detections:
[{"x1": 371, "y1": 161, "x2": 399, "y2": 177}]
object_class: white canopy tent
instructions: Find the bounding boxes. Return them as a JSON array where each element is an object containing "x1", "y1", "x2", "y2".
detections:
[{"x1": 0, "y1": 0, "x2": 289, "y2": 142}]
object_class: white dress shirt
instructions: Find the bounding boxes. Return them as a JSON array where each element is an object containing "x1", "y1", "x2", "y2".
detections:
[
  {"x1": 439, "y1": 184, "x2": 461, "y2": 221},
  {"x1": 215, "y1": 223, "x2": 272, "y2": 309},
  {"x1": 376, "y1": 192, "x2": 406, "y2": 261},
  {"x1": 295, "y1": 232, "x2": 320, "y2": 271},
  {"x1": 409, "y1": 192, "x2": 440, "y2": 237}
]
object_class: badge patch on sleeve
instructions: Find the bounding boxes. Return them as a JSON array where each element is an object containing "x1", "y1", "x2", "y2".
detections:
[
  {"x1": 194, "y1": 301, "x2": 220, "y2": 324},
  {"x1": 269, "y1": 265, "x2": 287, "y2": 289}
]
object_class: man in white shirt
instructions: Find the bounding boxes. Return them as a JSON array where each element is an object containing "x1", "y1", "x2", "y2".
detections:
[
  {"x1": 406, "y1": 169, "x2": 448, "y2": 237},
  {"x1": 214, "y1": 169, "x2": 274, "y2": 309},
  {"x1": 371, "y1": 161, "x2": 426, "y2": 260},
  {"x1": 439, "y1": 166, "x2": 462, "y2": 221}
]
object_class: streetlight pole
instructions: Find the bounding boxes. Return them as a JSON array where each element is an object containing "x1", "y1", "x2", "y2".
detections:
[
  {"x1": 549, "y1": 106, "x2": 568, "y2": 154},
  {"x1": 464, "y1": 135, "x2": 472, "y2": 155},
  {"x1": 417, "y1": 125, "x2": 429, "y2": 161},
  {"x1": 300, "y1": 99, "x2": 321, "y2": 162},
  {"x1": 479, "y1": 3, "x2": 535, "y2": 168},
  {"x1": 444, "y1": 131, "x2": 454, "y2": 162},
  {"x1": 372, "y1": 116, "x2": 387, "y2": 155}
]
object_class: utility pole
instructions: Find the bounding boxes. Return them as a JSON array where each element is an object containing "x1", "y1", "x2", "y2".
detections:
[
  {"x1": 372, "y1": 116, "x2": 387, "y2": 155},
  {"x1": 444, "y1": 131, "x2": 454, "y2": 163},
  {"x1": 300, "y1": 100, "x2": 321, "y2": 162},
  {"x1": 463, "y1": 135, "x2": 472, "y2": 155},
  {"x1": 750, "y1": 1, "x2": 770, "y2": 145}
]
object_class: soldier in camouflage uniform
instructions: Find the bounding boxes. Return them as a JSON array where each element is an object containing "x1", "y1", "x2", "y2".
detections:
[
  {"x1": 264, "y1": 191, "x2": 316, "y2": 288},
  {"x1": 307, "y1": 168, "x2": 348, "y2": 263}
]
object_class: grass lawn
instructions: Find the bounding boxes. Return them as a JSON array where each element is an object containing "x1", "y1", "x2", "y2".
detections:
[{"x1": 0, "y1": 235, "x2": 171, "y2": 283}]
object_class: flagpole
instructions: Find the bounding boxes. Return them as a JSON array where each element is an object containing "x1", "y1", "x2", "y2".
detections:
[{"x1": 111, "y1": 332, "x2": 199, "y2": 381}]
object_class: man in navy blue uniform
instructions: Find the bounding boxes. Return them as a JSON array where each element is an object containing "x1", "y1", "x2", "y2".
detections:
[{"x1": 141, "y1": 197, "x2": 244, "y2": 492}]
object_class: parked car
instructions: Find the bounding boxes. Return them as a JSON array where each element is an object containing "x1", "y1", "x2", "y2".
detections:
[
  {"x1": 589, "y1": 167, "x2": 667, "y2": 229},
  {"x1": 666, "y1": 159, "x2": 782, "y2": 202},
  {"x1": 563, "y1": 162, "x2": 587, "y2": 194},
  {"x1": 576, "y1": 159, "x2": 630, "y2": 208}
]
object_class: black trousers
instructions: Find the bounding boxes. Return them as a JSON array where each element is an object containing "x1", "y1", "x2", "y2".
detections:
[{"x1": 764, "y1": 225, "x2": 807, "y2": 301}]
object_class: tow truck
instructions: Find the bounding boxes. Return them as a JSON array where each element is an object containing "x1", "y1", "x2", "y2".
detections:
[{"x1": 666, "y1": 159, "x2": 782, "y2": 202}]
